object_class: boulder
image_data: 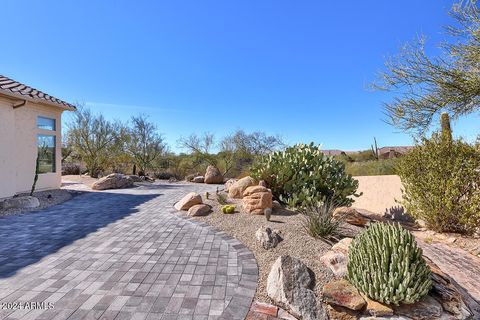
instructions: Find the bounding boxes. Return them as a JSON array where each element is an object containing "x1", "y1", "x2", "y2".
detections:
[
  {"x1": 243, "y1": 186, "x2": 273, "y2": 215},
  {"x1": 224, "y1": 179, "x2": 237, "y2": 192},
  {"x1": 267, "y1": 255, "x2": 321, "y2": 320},
  {"x1": 243, "y1": 185, "x2": 269, "y2": 197},
  {"x1": 320, "y1": 251, "x2": 347, "y2": 278},
  {"x1": 192, "y1": 176, "x2": 204, "y2": 183},
  {"x1": 174, "y1": 192, "x2": 202, "y2": 211},
  {"x1": 228, "y1": 176, "x2": 256, "y2": 199},
  {"x1": 255, "y1": 226, "x2": 283, "y2": 250},
  {"x1": 323, "y1": 279, "x2": 366, "y2": 311},
  {"x1": 393, "y1": 295, "x2": 443, "y2": 319},
  {"x1": 204, "y1": 165, "x2": 223, "y2": 184},
  {"x1": 187, "y1": 204, "x2": 211, "y2": 216},
  {"x1": 333, "y1": 207, "x2": 370, "y2": 226},
  {"x1": 185, "y1": 173, "x2": 200, "y2": 182},
  {"x1": 332, "y1": 238, "x2": 353, "y2": 255},
  {"x1": 92, "y1": 173, "x2": 134, "y2": 190},
  {"x1": 1, "y1": 196, "x2": 40, "y2": 210}
]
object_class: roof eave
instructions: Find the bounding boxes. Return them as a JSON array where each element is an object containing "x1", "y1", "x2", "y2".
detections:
[{"x1": 0, "y1": 90, "x2": 76, "y2": 111}]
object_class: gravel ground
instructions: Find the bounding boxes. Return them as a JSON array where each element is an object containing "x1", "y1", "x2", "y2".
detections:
[
  {"x1": 192, "y1": 191, "x2": 362, "y2": 303},
  {"x1": 0, "y1": 189, "x2": 74, "y2": 217}
]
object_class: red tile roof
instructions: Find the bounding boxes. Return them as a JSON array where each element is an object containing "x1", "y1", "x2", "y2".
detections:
[{"x1": 0, "y1": 75, "x2": 76, "y2": 110}]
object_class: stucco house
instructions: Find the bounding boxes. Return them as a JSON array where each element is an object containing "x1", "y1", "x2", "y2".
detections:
[{"x1": 0, "y1": 75, "x2": 76, "y2": 199}]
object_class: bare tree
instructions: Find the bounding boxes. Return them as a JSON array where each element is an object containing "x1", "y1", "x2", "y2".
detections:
[
  {"x1": 66, "y1": 106, "x2": 120, "y2": 177},
  {"x1": 177, "y1": 132, "x2": 217, "y2": 166},
  {"x1": 126, "y1": 114, "x2": 167, "y2": 175},
  {"x1": 373, "y1": 0, "x2": 480, "y2": 134}
]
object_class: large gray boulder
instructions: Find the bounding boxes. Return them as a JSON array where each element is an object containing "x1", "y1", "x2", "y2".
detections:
[
  {"x1": 267, "y1": 255, "x2": 325, "y2": 320},
  {"x1": 92, "y1": 173, "x2": 134, "y2": 190},
  {"x1": 1, "y1": 196, "x2": 40, "y2": 210},
  {"x1": 204, "y1": 165, "x2": 223, "y2": 184}
]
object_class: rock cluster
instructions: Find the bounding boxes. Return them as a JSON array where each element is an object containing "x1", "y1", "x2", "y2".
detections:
[
  {"x1": 92, "y1": 173, "x2": 134, "y2": 190},
  {"x1": 174, "y1": 192, "x2": 202, "y2": 211}
]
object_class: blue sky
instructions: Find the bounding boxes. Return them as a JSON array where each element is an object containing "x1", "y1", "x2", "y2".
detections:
[{"x1": 1, "y1": 0, "x2": 478, "y2": 151}]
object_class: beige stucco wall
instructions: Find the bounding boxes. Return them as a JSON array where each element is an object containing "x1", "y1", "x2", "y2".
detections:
[
  {"x1": 0, "y1": 96, "x2": 64, "y2": 199},
  {"x1": 352, "y1": 175, "x2": 404, "y2": 214}
]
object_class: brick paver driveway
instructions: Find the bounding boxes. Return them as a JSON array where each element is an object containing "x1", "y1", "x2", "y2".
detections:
[{"x1": 0, "y1": 182, "x2": 258, "y2": 320}]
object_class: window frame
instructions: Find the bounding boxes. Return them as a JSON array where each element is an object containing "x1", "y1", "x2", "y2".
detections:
[
  {"x1": 37, "y1": 134, "x2": 56, "y2": 174},
  {"x1": 37, "y1": 116, "x2": 56, "y2": 131}
]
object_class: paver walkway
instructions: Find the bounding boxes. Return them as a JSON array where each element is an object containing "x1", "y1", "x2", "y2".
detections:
[{"x1": 0, "y1": 182, "x2": 258, "y2": 320}]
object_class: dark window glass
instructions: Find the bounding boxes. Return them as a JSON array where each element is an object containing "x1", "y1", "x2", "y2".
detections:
[
  {"x1": 37, "y1": 135, "x2": 56, "y2": 173},
  {"x1": 37, "y1": 117, "x2": 56, "y2": 131}
]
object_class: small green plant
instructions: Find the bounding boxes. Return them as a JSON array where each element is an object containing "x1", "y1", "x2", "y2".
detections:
[
  {"x1": 251, "y1": 143, "x2": 360, "y2": 208},
  {"x1": 205, "y1": 192, "x2": 210, "y2": 200},
  {"x1": 216, "y1": 192, "x2": 228, "y2": 205},
  {"x1": 347, "y1": 223, "x2": 432, "y2": 306},
  {"x1": 297, "y1": 199, "x2": 343, "y2": 243},
  {"x1": 221, "y1": 205, "x2": 235, "y2": 214},
  {"x1": 397, "y1": 114, "x2": 480, "y2": 234}
]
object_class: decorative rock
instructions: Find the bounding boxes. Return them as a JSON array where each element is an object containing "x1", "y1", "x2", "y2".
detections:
[
  {"x1": 192, "y1": 176, "x2": 204, "y2": 183},
  {"x1": 362, "y1": 295, "x2": 394, "y2": 317},
  {"x1": 323, "y1": 279, "x2": 366, "y2": 311},
  {"x1": 250, "y1": 301, "x2": 278, "y2": 317},
  {"x1": 243, "y1": 185, "x2": 269, "y2": 197},
  {"x1": 326, "y1": 305, "x2": 358, "y2": 320},
  {"x1": 224, "y1": 178, "x2": 237, "y2": 192},
  {"x1": 426, "y1": 257, "x2": 474, "y2": 319},
  {"x1": 92, "y1": 173, "x2": 134, "y2": 190},
  {"x1": 174, "y1": 192, "x2": 202, "y2": 211},
  {"x1": 1, "y1": 196, "x2": 40, "y2": 210},
  {"x1": 331, "y1": 238, "x2": 353, "y2": 255},
  {"x1": 187, "y1": 204, "x2": 211, "y2": 216},
  {"x1": 333, "y1": 207, "x2": 370, "y2": 226},
  {"x1": 273, "y1": 200, "x2": 282, "y2": 209},
  {"x1": 320, "y1": 251, "x2": 347, "y2": 278},
  {"x1": 256, "y1": 226, "x2": 282, "y2": 250},
  {"x1": 393, "y1": 295, "x2": 443, "y2": 319},
  {"x1": 258, "y1": 180, "x2": 267, "y2": 187},
  {"x1": 267, "y1": 256, "x2": 320, "y2": 320},
  {"x1": 243, "y1": 186, "x2": 273, "y2": 215},
  {"x1": 228, "y1": 176, "x2": 256, "y2": 198},
  {"x1": 277, "y1": 308, "x2": 299, "y2": 320},
  {"x1": 204, "y1": 165, "x2": 223, "y2": 184}
]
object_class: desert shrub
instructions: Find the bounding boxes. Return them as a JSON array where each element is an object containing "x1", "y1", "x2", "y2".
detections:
[
  {"x1": 62, "y1": 162, "x2": 81, "y2": 175},
  {"x1": 343, "y1": 158, "x2": 399, "y2": 176},
  {"x1": 347, "y1": 222, "x2": 432, "y2": 305},
  {"x1": 216, "y1": 192, "x2": 229, "y2": 205},
  {"x1": 251, "y1": 143, "x2": 360, "y2": 208},
  {"x1": 397, "y1": 133, "x2": 480, "y2": 234},
  {"x1": 154, "y1": 171, "x2": 179, "y2": 180},
  {"x1": 298, "y1": 199, "x2": 343, "y2": 243}
]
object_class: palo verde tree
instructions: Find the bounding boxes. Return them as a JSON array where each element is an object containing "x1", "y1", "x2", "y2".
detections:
[
  {"x1": 66, "y1": 106, "x2": 122, "y2": 178},
  {"x1": 126, "y1": 114, "x2": 167, "y2": 175},
  {"x1": 374, "y1": 0, "x2": 480, "y2": 134}
]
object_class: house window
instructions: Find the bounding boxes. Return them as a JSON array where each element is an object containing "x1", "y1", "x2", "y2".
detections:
[
  {"x1": 37, "y1": 116, "x2": 56, "y2": 131},
  {"x1": 37, "y1": 135, "x2": 56, "y2": 173}
]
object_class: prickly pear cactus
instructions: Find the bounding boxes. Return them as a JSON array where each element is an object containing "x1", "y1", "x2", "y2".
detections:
[{"x1": 347, "y1": 222, "x2": 432, "y2": 305}]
